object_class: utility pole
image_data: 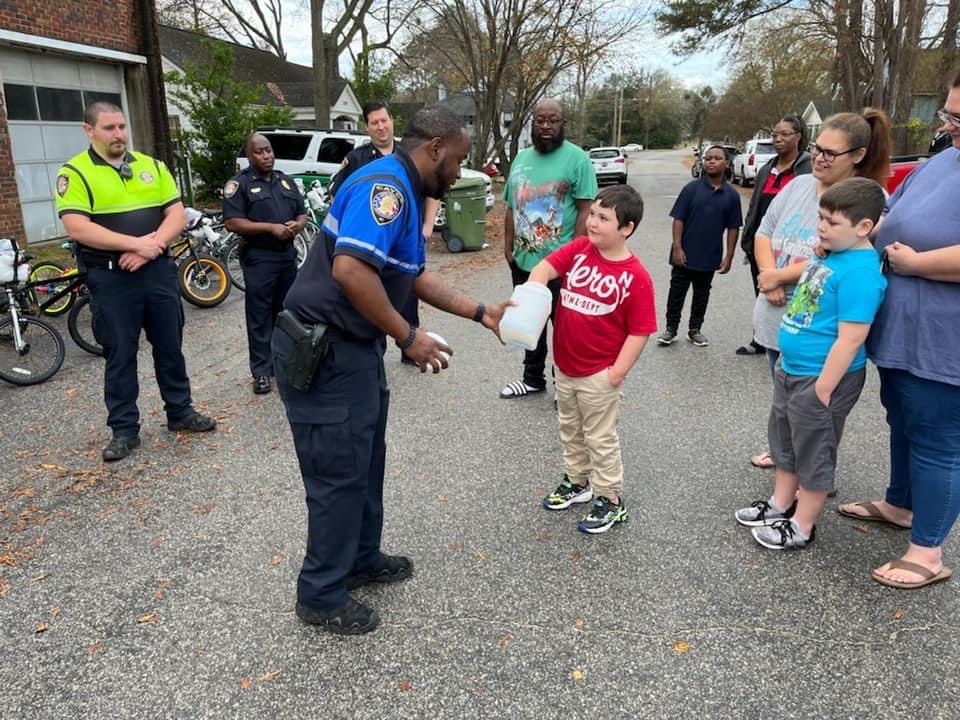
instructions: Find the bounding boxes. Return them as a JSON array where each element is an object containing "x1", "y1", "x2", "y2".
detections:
[{"x1": 615, "y1": 86, "x2": 624, "y2": 147}]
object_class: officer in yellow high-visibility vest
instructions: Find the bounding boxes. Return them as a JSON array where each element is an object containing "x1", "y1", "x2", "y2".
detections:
[{"x1": 55, "y1": 101, "x2": 215, "y2": 462}]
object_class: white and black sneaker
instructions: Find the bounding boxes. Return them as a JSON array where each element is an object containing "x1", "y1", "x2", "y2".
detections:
[
  {"x1": 656, "y1": 329, "x2": 678, "y2": 346},
  {"x1": 751, "y1": 519, "x2": 815, "y2": 550},
  {"x1": 577, "y1": 496, "x2": 628, "y2": 534},
  {"x1": 543, "y1": 475, "x2": 593, "y2": 510},
  {"x1": 735, "y1": 498, "x2": 797, "y2": 527}
]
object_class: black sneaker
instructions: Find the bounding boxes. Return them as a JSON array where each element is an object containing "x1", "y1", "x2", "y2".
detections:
[
  {"x1": 735, "y1": 498, "x2": 797, "y2": 527},
  {"x1": 102, "y1": 435, "x2": 140, "y2": 462},
  {"x1": 296, "y1": 599, "x2": 380, "y2": 635},
  {"x1": 751, "y1": 519, "x2": 815, "y2": 550},
  {"x1": 577, "y1": 496, "x2": 628, "y2": 534},
  {"x1": 167, "y1": 412, "x2": 217, "y2": 433},
  {"x1": 656, "y1": 329, "x2": 678, "y2": 346},
  {"x1": 345, "y1": 555, "x2": 413, "y2": 590},
  {"x1": 688, "y1": 330, "x2": 709, "y2": 347},
  {"x1": 542, "y1": 475, "x2": 593, "y2": 510},
  {"x1": 253, "y1": 375, "x2": 271, "y2": 394}
]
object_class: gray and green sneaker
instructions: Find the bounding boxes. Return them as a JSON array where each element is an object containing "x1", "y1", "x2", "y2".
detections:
[
  {"x1": 542, "y1": 475, "x2": 593, "y2": 511},
  {"x1": 577, "y1": 496, "x2": 628, "y2": 534}
]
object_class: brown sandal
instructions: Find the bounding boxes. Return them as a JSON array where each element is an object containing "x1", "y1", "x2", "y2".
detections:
[
  {"x1": 872, "y1": 560, "x2": 952, "y2": 589},
  {"x1": 837, "y1": 501, "x2": 911, "y2": 529}
]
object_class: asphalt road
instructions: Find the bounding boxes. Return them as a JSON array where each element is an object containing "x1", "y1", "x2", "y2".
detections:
[{"x1": 1, "y1": 149, "x2": 957, "y2": 719}]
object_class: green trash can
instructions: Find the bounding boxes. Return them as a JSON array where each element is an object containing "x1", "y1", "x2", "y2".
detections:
[{"x1": 441, "y1": 175, "x2": 487, "y2": 252}]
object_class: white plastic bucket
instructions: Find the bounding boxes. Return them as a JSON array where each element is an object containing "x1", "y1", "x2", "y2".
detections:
[
  {"x1": 500, "y1": 282, "x2": 552, "y2": 351},
  {"x1": 0, "y1": 238, "x2": 27, "y2": 283}
]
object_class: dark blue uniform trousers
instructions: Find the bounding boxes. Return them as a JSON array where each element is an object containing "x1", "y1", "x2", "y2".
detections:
[
  {"x1": 86, "y1": 257, "x2": 193, "y2": 438},
  {"x1": 272, "y1": 328, "x2": 388, "y2": 610},
  {"x1": 240, "y1": 246, "x2": 297, "y2": 376}
]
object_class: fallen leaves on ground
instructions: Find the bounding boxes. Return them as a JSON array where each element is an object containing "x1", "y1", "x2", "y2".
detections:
[
  {"x1": 672, "y1": 640, "x2": 692, "y2": 654},
  {"x1": 13, "y1": 486, "x2": 35, "y2": 498},
  {"x1": 852, "y1": 523, "x2": 870, "y2": 534},
  {"x1": 51, "y1": 605, "x2": 61, "y2": 619},
  {"x1": 271, "y1": 554, "x2": 283, "y2": 566},
  {"x1": 137, "y1": 611, "x2": 159, "y2": 624},
  {"x1": 34, "y1": 622, "x2": 48, "y2": 634},
  {"x1": 97, "y1": 505, "x2": 120, "y2": 520},
  {"x1": 436, "y1": 495, "x2": 447, "y2": 503},
  {"x1": 0, "y1": 577, "x2": 9, "y2": 595},
  {"x1": 398, "y1": 679, "x2": 413, "y2": 692},
  {"x1": 257, "y1": 669, "x2": 282, "y2": 683},
  {"x1": 496, "y1": 633, "x2": 512, "y2": 647},
  {"x1": 575, "y1": 618, "x2": 587, "y2": 630},
  {"x1": 570, "y1": 668, "x2": 585, "y2": 682},
  {"x1": 537, "y1": 530, "x2": 550, "y2": 541},
  {"x1": 571, "y1": 551, "x2": 582, "y2": 564},
  {"x1": 86, "y1": 640, "x2": 102, "y2": 656},
  {"x1": 240, "y1": 677, "x2": 252, "y2": 690},
  {"x1": 473, "y1": 548, "x2": 487, "y2": 561},
  {"x1": 192, "y1": 502, "x2": 216, "y2": 515},
  {"x1": 450, "y1": 543, "x2": 462, "y2": 551},
  {"x1": 894, "y1": 608, "x2": 905, "y2": 620}
]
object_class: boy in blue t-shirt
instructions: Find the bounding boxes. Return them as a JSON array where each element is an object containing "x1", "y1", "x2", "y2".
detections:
[{"x1": 734, "y1": 177, "x2": 888, "y2": 549}]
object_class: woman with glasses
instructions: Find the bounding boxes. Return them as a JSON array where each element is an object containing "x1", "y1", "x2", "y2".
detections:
[
  {"x1": 737, "y1": 115, "x2": 812, "y2": 364},
  {"x1": 837, "y1": 73, "x2": 960, "y2": 589},
  {"x1": 746, "y1": 109, "x2": 892, "y2": 469}
]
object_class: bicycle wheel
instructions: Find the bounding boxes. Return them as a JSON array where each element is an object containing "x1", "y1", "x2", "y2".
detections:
[
  {"x1": 0, "y1": 314, "x2": 65, "y2": 385},
  {"x1": 67, "y1": 294, "x2": 103, "y2": 357},
  {"x1": 294, "y1": 230, "x2": 310, "y2": 269},
  {"x1": 222, "y1": 234, "x2": 245, "y2": 292},
  {"x1": 177, "y1": 254, "x2": 232, "y2": 308},
  {"x1": 28, "y1": 262, "x2": 75, "y2": 316}
]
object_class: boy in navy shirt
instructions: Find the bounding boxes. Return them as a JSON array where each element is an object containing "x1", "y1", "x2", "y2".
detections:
[
  {"x1": 734, "y1": 177, "x2": 888, "y2": 549},
  {"x1": 657, "y1": 145, "x2": 742, "y2": 347}
]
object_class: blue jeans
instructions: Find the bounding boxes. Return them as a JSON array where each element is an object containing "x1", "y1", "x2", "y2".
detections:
[{"x1": 880, "y1": 367, "x2": 960, "y2": 548}]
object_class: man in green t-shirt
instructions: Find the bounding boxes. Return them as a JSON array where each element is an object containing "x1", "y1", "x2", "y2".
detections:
[{"x1": 500, "y1": 99, "x2": 598, "y2": 399}]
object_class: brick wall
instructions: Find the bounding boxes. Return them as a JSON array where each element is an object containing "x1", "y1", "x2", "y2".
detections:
[
  {"x1": 0, "y1": 1, "x2": 142, "y2": 55},
  {"x1": 0, "y1": 99, "x2": 24, "y2": 242}
]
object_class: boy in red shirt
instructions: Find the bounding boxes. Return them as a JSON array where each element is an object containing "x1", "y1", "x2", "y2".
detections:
[{"x1": 528, "y1": 185, "x2": 657, "y2": 533}]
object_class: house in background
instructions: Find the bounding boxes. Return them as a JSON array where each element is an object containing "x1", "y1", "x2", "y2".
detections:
[
  {"x1": 0, "y1": 0, "x2": 170, "y2": 244},
  {"x1": 158, "y1": 25, "x2": 361, "y2": 136},
  {"x1": 437, "y1": 89, "x2": 530, "y2": 162}
]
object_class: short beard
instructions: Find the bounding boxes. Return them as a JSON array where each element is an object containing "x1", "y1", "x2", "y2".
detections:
[{"x1": 532, "y1": 127, "x2": 565, "y2": 154}]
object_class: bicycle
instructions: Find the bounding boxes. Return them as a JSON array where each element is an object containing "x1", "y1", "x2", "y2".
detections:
[
  {"x1": 0, "y1": 238, "x2": 66, "y2": 385},
  {"x1": 168, "y1": 209, "x2": 232, "y2": 308}
]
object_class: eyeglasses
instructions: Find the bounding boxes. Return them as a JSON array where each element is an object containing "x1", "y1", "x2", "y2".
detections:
[
  {"x1": 808, "y1": 143, "x2": 863, "y2": 163},
  {"x1": 937, "y1": 109, "x2": 960, "y2": 128},
  {"x1": 771, "y1": 131, "x2": 798, "y2": 139},
  {"x1": 533, "y1": 117, "x2": 563, "y2": 127}
]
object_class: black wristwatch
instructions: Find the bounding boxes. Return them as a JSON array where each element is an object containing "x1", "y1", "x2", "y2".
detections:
[{"x1": 473, "y1": 303, "x2": 486, "y2": 323}]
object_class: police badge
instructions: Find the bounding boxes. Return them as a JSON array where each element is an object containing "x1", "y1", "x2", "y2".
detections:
[
  {"x1": 224, "y1": 180, "x2": 239, "y2": 198},
  {"x1": 139, "y1": 171, "x2": 155, "y2": 183},
  {"x1": 56, "y1": 175, "x2": 70, "y2": 197},
  {"x1": 370, "y1": 184, "x2": 403, "y2": 225}
]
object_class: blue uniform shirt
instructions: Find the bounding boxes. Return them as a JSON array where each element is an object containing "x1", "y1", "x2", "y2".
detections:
[
  {"x1": 669, "y1": 176, "x2": 743, "y2": 271},
  {"x1": 283, "y1": 146, "x2": 425, "y2": 338},
  {"x1": 222, "y1": 167, "x2": 306, "y2": 250}
]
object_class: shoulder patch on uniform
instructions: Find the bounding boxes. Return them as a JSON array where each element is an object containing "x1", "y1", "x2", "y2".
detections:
[
  {"x1": 370, "y1": 183, "x2": 403, "y2": 225},
  {"x1": 139, "y1": 170, "x2": 155, "y2": 184},
  {"x1": 224, "y1": 180, "x2": 239, "y2": 199},
  {"x1": 56, "y1": 174, "x2": 70, "y2": 197},
  {"x1": 280, "y1": 178, "x2": 291, "y2": 190}
]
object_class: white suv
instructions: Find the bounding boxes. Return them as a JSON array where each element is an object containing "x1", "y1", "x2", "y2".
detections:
[
  {"x1": 588, "y1": 146, "x2": 628, "y2": 185},
  {"x1": 733, "y1": 138, "x2": 776, "y2": 186},
  {"x1": 236, "y1": 128, "x2": 371, "y2": 178}
]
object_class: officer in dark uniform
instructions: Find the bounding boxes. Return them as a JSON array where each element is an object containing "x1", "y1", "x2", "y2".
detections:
[
  {"x1": 329, "y1": 100, "x2": 440, "y2": 365},
  {"x1": 56, "y1": 101, "x2": 216, "y2": 462},
  {"x1": 222, "y1": 133, "x2": 307, "y2": 394},
  {"x1": 272, "y1": 107, "x2": 509, "y2": 635}
]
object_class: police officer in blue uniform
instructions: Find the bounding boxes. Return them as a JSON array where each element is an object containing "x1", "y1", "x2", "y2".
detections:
[
  {"x1": 273, "y1": 107, "x2": 510, "y2": 635},
  {"x1": 56, "y1": 101, "x2": 216, "y2": 461},
  {"x1": 223, "y1": 133, "x2": 307, "y2": 394}
]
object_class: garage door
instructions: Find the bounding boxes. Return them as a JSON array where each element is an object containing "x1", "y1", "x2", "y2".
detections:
[{"x1": 0, "y1": 49, "x2": 124, "y2": 244}]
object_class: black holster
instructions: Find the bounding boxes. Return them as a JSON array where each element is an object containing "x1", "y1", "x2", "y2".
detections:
[{"x1": 276, "y1": 309, "x2": 328, "y2": 391}]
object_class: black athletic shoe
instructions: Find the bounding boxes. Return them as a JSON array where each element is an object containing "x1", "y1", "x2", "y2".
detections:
[
  {"x1": 345, "y1": 555, "x2": 414, "y2": 590},
  {"x1": 102, "y1": 435, "x2": 140, "y2": 462},
  {"x1": 296, "y1": 599, "x2": 380, "y2": 635},
  {"x1": 253, "y1": 375, "x2": 271, "y2": 394},
  {"x1": 167, "y1": 412, "x2": 217, "y2": 433}
]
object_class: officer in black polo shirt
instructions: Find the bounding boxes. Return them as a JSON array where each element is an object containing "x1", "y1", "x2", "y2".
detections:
[
  {"x1": 272, "y1": 107, "x2": 510, "y2": 635},
  {"x1": 56, "y1": 101, "x2": 216, "y2": 462},
  {"x1": 223, "y1": 133, "x2": 307, "y2": 394}
]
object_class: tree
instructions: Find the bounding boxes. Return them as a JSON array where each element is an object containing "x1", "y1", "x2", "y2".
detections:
[
  {"x1": 165, "y1": 39, "x2": 294, "y2": 200},
  {"x1": 351, "y1": 48, "x2": 397, "y2": 109},
  {"x1": 158, "y1": 0, "x2": 293, "y2": 59}
]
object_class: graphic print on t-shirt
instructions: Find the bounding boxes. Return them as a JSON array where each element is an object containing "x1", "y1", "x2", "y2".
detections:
[
  {"x1": 560, "y1": 251, "x2": 634, "y2": 315},
  {"x1": 774, "y1": 212, "x2": 817, "y2": 269},
  {"x1": 514, "y1": 180, "x2": 571, "y2": 254},
  {"x1": 783, "y1": 262, "x2": 832, "y2": 330}
]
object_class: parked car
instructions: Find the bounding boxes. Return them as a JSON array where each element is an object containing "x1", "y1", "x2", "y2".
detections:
[
  {"x1": 588, "y1": 146, "x2": 628, "y2": 185},
  {"x1": 236, "y1": 128, "x2": 371, "y2": 178},
  {"x1": 887, "y1": 131, "x2": 952, "y2": 194},
  {"x1": 620, "y1": 143, "x2": 643, "y2": 153},
  {"x1": 732, "y1": 137, "x2": 776, "y2": 186}
]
